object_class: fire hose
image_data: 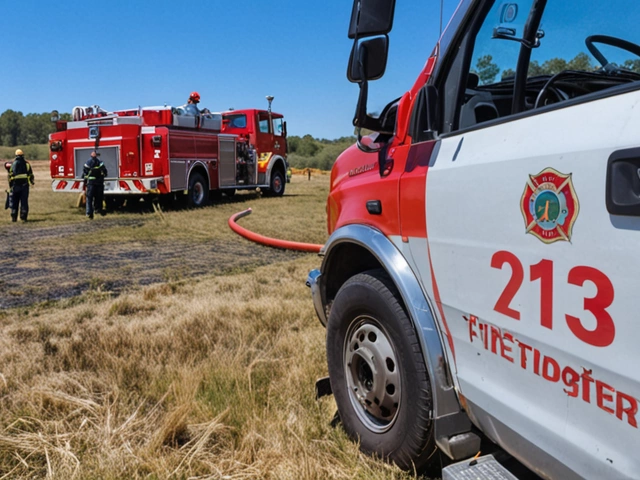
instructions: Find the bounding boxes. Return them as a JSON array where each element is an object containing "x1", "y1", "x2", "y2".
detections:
[{"x1": 228, "y1": 208, "x2": 324, "y2": 253}]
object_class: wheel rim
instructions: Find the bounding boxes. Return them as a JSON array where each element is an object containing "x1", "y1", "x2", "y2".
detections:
[
  {"x1": 273, "y1": 175, "x2": 282, "y2": 194},
  {"x1": 343, "y1": 316, "x2": 401, "y2": 433},
  {"x1": 193, "y1": 181, "x2": 204, "y2": 204}
]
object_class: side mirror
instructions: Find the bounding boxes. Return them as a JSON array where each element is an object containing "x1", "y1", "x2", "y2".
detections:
[
  {"x1": 357, "y1": 133, "x2": 384, "y2": 152},
  {"x1": 348, "y1": 0, "x2": 396, "y2": 39},
  {"x1": 350, "y1": 37, "x2": 389, "y2": 134},
  {"x1": 347, "y1": 36, "x2": 389, "y2": 83}
]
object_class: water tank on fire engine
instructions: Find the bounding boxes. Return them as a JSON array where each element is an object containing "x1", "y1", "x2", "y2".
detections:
[{"x1": 200, "y1": 113, "x2": 222, "y2": 131}]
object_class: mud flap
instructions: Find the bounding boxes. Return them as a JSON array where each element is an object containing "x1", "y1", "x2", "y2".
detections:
[{"x1": 315, "y1": 376, "x2": 332, "y2": 400}]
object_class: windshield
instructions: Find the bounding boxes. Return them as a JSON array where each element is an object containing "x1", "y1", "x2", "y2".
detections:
[
  {"x1": 224, "y1": 114, "x2": 247, "y2": 129},
  {"x1": 469, "y1": 0, "x2": 640, "y2": 83}
]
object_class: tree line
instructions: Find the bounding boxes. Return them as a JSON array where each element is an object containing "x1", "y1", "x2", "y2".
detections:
[
  {"x1": 473, "y1": 52, "x2": 640, "y2": 85},
  {"x1": 0, "y1": 110, "x2": 71, "y2": 147},
  {"x1": 286, "y1": 135, "x2": 356, "y2": 171}
]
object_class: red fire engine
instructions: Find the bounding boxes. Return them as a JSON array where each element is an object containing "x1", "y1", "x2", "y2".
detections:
[{"x1": 49, "y1": 97, "x2": 288, "y2": 207}]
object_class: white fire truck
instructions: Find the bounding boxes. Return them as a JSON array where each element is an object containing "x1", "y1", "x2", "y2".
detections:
[
  {"x1": 308, "y1": 0, "x2": 640, "y2": 478},
  {"x1": 49, "y1": 99, "x2": 288, "y2": 207}
]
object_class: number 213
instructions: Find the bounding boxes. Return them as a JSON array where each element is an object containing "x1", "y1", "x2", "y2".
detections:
[{"x1": 491, "y1": 250, "x2": 615, "y2": 347}]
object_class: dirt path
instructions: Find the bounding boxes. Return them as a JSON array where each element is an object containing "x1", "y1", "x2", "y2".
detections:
[{"x1": 0, "y1": 218, "x2": 304, "y2": 309}]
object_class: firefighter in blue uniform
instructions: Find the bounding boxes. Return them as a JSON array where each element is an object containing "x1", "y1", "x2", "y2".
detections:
[
  {"x1": 82, "y1": 151, "x2": 107, "y2": 219},
  {"x1": 8, "y1": 149, "x2": 35, "y2": 222}
]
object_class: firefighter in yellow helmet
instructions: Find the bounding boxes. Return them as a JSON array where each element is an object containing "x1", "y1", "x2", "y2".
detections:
[{"x1": 8, "y1": 149, "x2": 35, "y2": 222}]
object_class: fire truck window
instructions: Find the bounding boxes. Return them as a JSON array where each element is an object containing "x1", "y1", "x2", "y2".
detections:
[
  {"x1": 272, "y1": 118, "x2": 283, "y2": 136},
  {"x1": 526, "y1": 0, "x2": 640, "y2": 110},
  {"x1": 258, "y1": 119, "x2": 270, "y2": 134},
  {"x1": 227, "y1": 114, "x2": 246, "y2": 128},
  {"x1": 456, "y1": 0, "x2": 535, "y2": 130},
  {"x1": 445, "y1": 0, "x2": 640, "y2": 133}
]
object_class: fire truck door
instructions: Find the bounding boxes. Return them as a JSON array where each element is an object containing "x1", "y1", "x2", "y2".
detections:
[
  {"x1": 413, "y1": 3, "x2": 640, "y2": 477},
  {"x1": 423, "y1": 94, "x2": 640, "y2": 478}
]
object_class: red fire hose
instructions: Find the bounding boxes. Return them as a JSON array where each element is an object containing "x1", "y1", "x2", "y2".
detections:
[{"x1": 228, "y1": 208, "x2": 324, "y2": 253}]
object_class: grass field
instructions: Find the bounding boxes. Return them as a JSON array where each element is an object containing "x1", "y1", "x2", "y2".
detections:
[{"x1": 0, "y1": 162, "x2": 426, "y2": 479}]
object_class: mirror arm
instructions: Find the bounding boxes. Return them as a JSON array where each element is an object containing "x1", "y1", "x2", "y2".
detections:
[
  {"x1": 353, "y1": 45, "x2": 370, "y2": 126},
  {"x1": 492, "y1": 28, "x2": 543, "y2": 49}
]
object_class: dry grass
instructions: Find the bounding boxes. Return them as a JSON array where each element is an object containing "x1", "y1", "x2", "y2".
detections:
[
  {"x1": 0, "y1": 259, "x2": 420, "y2": 479},
  {"x1": 0, "y1": 162, "x2": 426, "y2": 479}
]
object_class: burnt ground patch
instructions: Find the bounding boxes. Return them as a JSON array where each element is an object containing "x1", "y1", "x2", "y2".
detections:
[{"x1": 0, "y1": 219, "x2": 304, "y2": 309}]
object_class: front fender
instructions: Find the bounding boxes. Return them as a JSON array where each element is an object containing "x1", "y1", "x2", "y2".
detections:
[{"x1": 266, "y1": 155, "x2": 286, "y2": 179}]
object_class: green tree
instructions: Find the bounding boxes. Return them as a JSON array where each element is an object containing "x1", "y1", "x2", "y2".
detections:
[
  {"x1": 0, "y1": 110, "x2": 23, "y2": 146},
  {"x1": 20, "y1": 113, "x2": 55, "y2": 145},
  {"x1": 501, "y1": 53, "x2": 598, "y2": 80},
  {"x1": 567, "y1": 52, "x2": 594, "y2": 72},
  {"x1": 287, "y1": 135, "x2": 356, "y2": 171},
  {"x1": 474, "y1": 55, "x2": 500, "y2": 85},
  {"x1": 297, "y1": 134, "x2": 321, "y2": 157},
  {"x1": 622, "y1": 59, "x2": 640, "y2": 73}
]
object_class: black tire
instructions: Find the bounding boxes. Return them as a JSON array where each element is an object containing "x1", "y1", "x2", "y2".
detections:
[
  {"x1": 326, "y1": 269, "x2": 436, "y2": 472},
  {"x1": 264, "y1": 170, "x2": 285, "y2": 197},
  {"x1": 187, "y1": 172, "x2": 208, "y2": 208}
]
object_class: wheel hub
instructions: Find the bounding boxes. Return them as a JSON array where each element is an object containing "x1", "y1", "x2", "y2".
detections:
[{"x1": 344, "y1": 318, "x2": 401, "y2": 433}]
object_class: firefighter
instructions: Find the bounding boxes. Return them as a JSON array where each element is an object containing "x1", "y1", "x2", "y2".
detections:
[
  {"x1": 8, "y1": 149, "x2": 35, "y2": 222},
  {"x1": 82, "y1": 151, "x2": 107, "y2": 219},
  {"x1": 177, "y1": 91, "x2": 201, "y2": 116}
]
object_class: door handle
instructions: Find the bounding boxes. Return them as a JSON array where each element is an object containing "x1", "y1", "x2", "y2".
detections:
[{"x1": 606, "y1": 147, "x2": 640, "y2": 216}]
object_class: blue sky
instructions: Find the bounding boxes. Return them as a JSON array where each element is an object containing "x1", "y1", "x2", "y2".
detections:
[{"x1": 0, "y1": 0, "x2": 457, "y2": 140}]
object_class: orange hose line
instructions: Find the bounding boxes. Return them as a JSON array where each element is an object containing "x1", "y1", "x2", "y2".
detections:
[{"x1": 228, "y1": 208, "x2": 324, "y2": 253}]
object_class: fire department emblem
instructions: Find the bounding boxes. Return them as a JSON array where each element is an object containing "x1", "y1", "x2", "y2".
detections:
[{"x1": 520, "y1": 168, "x2": 579, "y2": 244}]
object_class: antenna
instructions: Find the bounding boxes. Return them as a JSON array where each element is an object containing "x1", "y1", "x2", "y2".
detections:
[{"x1": 439, "y1": 0, "x2": 444, "y2": 39}]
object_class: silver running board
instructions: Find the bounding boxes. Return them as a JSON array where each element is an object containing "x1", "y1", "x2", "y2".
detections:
[{"x1": 442, "y1": 454, "x2": 520, "y2": 480}]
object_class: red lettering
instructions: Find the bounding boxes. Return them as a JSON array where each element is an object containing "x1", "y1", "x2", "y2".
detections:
[
  {"x1": 533, "y1": 348, "x2": 541, "y2": 376},
  {"x1": 581, "y1": 369, "x2": 594, "y2": 403},
  {"x1": 562, "y1": 366, "x2": 580, "y2": 397},
  {"x1": 542, "y1": 356, "x2": 560, "y2": 382},
  {"x1": 501, "y1": 333, "x2": 514, "y2": 363},
  {"x1": 491, "y1": 251, "x2": 523, "y2": 320},
  {"x1": 518, "y1": 341, "x2": 532, "y2": 369},
  {"x1": 596, "y1": 380, "x2": 615, "y2": 415},
  {"x1": 481, "y1": 323, "x2": 489, "y2": 350},
  {"x1": 490, "y1": 326, "x2": 502, "y2": 355},
  {"x1": 468, "y1": 315, "x2": 478, "y2": 344},
  {"x1": 530, "y1": 259, "x2": 553, "y2": 330},
  {"x1": 566, "y1": 266, "x2": 615, "y2": 347},
  {"x1": 490, "y1": 253, "x2": 617, "y2": 348},
  {"x1": 616, "y1": 392, "x2": 638, "y2": 428}
]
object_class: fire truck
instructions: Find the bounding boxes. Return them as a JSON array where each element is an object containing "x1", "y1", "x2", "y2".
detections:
[
  {"x1": 49, "y1": 97, "x2": 288, "y2": 207},
  {"x1": 308, "y1": 0, "x2": 640, "y2": 479}
]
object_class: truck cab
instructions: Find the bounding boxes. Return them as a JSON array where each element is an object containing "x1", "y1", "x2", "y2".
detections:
[
  {"x1": 222, "y1": 108, "x2": 288, "y2": 186},
  {"x1": 308, "y1": 1, "x2": 640, "y2": 478}
]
